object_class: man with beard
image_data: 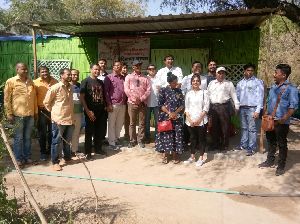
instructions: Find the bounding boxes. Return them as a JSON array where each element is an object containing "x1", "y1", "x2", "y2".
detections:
[
  {"x1": 205, "y1": 60, "x2": 217, "y2": 85},
  {"x1": 34, "y1": 66, "x2": 58, "y2": 161},
  {"x1": 258, "y1": 64, "x2": 298, "y2": 176},
  {"x1": 44, "y1": 68, "x2": 74, "y2": 171}
]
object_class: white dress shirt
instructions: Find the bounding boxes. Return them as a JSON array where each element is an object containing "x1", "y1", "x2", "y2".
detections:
[
  {"x1": 146, "y1": 75, "x2": 159, "y2": 107},
  {"x1": 185, "y1": 89, "x2": 210, "y2": 126},
  {"x1": 181, "y1": 74, "x2": 207, "y2": 95},
  {"x1": 207, "y1": 79, "x2": 240, "y2": 109},
  {"x1": 156, "y1": 66, "x2": 183, "y2": 87}
]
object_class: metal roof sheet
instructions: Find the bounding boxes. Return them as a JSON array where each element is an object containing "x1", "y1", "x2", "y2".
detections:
[{"x1": 30, "y1": 8, "x2": 278, "y2": 36}]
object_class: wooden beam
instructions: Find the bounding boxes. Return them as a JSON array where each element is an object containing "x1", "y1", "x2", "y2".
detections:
[{"x1": 32, "y1": 28, "x2": 38, "y2": 79}]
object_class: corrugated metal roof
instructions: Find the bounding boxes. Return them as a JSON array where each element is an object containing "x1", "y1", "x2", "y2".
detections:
[{"x1": 30, "y1": 8, "x2": 278, "y2": 36}]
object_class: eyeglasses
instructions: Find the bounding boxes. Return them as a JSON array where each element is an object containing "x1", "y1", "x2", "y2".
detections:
[{"x1": 246, "y1": 69, "x2": 254, "y2": 72}]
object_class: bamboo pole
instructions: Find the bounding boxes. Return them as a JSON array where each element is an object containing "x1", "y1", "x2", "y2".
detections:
[
  {"x1": 32, "y1": 28, "x2": 38, "y2": 79},
  {"x1": 0, "y1": 124, "x2": 47, "y2": 224}
]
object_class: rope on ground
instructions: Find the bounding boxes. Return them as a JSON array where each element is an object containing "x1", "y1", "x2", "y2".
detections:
[
  {"x1": 17, "y1": 170, "x2": 300, "y2": 198},
  {"x1": 40, "y1": 110, "x2": 99, "y2": 211},
  {"x1": 0, "y1": 123, "x2": 48, "y2": 224}
]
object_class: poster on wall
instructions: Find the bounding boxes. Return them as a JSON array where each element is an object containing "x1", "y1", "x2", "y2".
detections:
[{"x1": 98, "y1": 37, "x2": 150, "y2": 71}]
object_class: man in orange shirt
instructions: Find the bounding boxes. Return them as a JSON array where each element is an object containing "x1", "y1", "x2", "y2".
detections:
[{"x1": 34, "y1": 66, "x2": 57, "y2": 161}]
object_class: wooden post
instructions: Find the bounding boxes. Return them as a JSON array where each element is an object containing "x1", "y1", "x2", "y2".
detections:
[{"x1": 32, "y1": 28, "x2": 38, "y2": 79}]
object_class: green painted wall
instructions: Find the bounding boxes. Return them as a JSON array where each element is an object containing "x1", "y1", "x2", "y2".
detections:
[{"x1": 0, "y1": 36, "x2": 97, "y2": 83}]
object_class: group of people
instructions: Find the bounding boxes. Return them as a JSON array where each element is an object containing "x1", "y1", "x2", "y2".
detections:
[{"x1": 3, "y1": 55, "x2": 298, "y2": 176}]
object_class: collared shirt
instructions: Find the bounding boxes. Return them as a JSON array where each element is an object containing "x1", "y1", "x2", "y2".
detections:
[
  {"x1": 207, "y1": 79, "x2": 240, "y2": 109},
  {"x1": 4, "y1": 75, "x2": 38, "y2": 117},
  {"x1": 185, "y1": 89, "x2": 210, "y2": 126},
  {"x1": 72, "y1": 82, "x2": 83, "y2": 114},
  {"x1": 43, "y1": 82, "x2": 74, "y2": 125},
  {"x1": 33, "y1": 76, "x2": 58, "y2": 108},
  {"x1": 97, "y1": 71, "x2": 108, "y2": 81},
  {"x1": 124, "y1": 72, "x2": 151, "y2": 105},
  {"x1": 156, "y1": 66, "x2": 183, "y2": 87},
  {"x1": 236, "y1": 76, "x2": 264, "y2": 113},
  {"x1": 181, "y1": 74, "x2": 207, "y2": 95},
  {"x1": 267, "y1": 81, "x2": 299, "y2": 124},
  {"x1": 204, "y1": 73, "x2": 216, "y2": 86},
  {"x1": 104, "y1": 72, "x2": 127, "y2": 105},
  {"x1": 147, "y1": 75, "x2": 159, "y2": 107}
]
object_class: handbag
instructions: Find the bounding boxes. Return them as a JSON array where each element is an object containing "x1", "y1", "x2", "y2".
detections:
[
  {"x1": 261, "y1": 86, "x2": 288, "y2": 132},
  {"x1": 157, "y1": 120, "x2": 173, "y2": 132}
]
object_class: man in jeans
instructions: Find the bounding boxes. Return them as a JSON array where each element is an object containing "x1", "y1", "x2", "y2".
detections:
[
  {"x1": 236, "y1": 63, "x2": 264, "y2": 156},
  {"x1": 145, "y1": 64, "x2": 159, "y2": 144},
  {"x1": 124, "y1": 60, "x2": 151, "y2": 148},
  {"x1": 44, "y1": 68, "x2": 74, "y2": 171},
  {"x1": 4, "y1": 63, "x2": 38, "y2": 166},
  {"x1": 34, "y1": 66, "x2": 58, "y2": 161},
  {"x1": 80, "y1": 64, "x2": 106, "y2": 159},
  {"x1": 259, "y1": 64, "x2": 298, "y2": 176},
  {"x1": 104, "y1": 61, "x2": 127, "y2": 150}
]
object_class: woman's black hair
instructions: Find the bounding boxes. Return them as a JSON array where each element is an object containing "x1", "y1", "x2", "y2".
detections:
[
  {"x1": 167, "y1": 72, "x2": 177, "y2": 83},
  {"x1": 190, "y1": 74, "x2": 201, "y2": 85}
]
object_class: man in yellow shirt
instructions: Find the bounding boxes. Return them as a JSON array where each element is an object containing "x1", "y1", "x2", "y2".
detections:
[
  {"x1": 34, "y1": 66, "x2": 58, "y2": 161},
  {"x1": 4, "y1": 63, "x2": 38, "y2": 166}
]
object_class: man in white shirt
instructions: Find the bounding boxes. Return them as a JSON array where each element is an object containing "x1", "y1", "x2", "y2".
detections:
[
  {"x1": 207, "y1": 67, "x2": 239, "y2": 151},
  {"x1": 145, "y1": 64, "x2": 160, "y2": 143},
  {"x1": 181, "y1": 61, "x2": 207, "y2": 95},
  {"x1": 156, "y1": 54, "x2": 183, "y2": 88}
]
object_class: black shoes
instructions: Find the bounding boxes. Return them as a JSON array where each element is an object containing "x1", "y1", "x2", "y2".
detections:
[
  {"x1": 275, "y1": 167, "x2": 285, "y2": 176},
  {"x1": 258, "y1": 160, "x2": 274, "y2": 168},
  {"x1": 95, "y1": 150, "x2": 106, "y2": 155}
]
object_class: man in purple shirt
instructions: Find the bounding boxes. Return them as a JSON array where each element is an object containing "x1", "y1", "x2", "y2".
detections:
[{"x1": 104, "y1": 61, "x2": 127, "y2": 150}]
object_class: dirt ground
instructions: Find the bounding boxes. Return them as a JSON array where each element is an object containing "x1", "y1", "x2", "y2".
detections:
[{"x1": 4, "y1": 121, "x2": 300, "y2": 224}]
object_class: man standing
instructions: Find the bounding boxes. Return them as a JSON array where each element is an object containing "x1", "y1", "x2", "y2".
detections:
[
  {"x1": 43, "y1": 68, "x2": 74, "y2": 171},
  {"x1": 70, "y1": 69, "x2": 83, "y2": 154},
  {"x1": 207, "y1": 67, "x2": 239, "y2": 151},
  {"x1": 205, "y1": 60, "x2": 217, "y2": 85},
  {"x1": 34, "y1": 66, "x2": 58, "y2": 161},
  {"x1": 236, "y1": 63, "x2": 264, "y2": 156},
  {"x1": 259, "y1": 64, "x2": 298, "y2": 176},
  {"x1": 104, "y1": 61, "x2": 127, "y2": 150},
  {"x1": 4, "y1": 63, "x2": 38, "y2": 166},
  {"x1": 121, "y1": 63, "x2": 130, "y2": 140},
  {"x1": 145, "y1": 64, "x2": 159, "y2": 143},
  {"x1": 181, "y1": 61, "x2": 207, "y2": 95},
  {"x1": 124, "y1": 60, "x2": 151, "y2": 148},
  {"x1": 98, "y1": 58, "x2": 109, "y2": 145},
  {"x1": 80, "y1": 64, "x2": 106, "y2": 159},
  {"x1": 156, "y1": 54, "x2": 183, "y2": 87}
]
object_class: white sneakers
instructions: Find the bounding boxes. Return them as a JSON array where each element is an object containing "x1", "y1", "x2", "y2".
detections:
[{"x1": 184, "y1": 157, "x2": 205, "y2": 167}]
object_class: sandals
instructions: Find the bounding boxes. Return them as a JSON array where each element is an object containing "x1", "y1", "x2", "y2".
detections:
[
  {"x1": 162, "y1": 156, "x2": 168, "y2": 164},
  {"x1": 172, "y1": 153, "x2": 180, "y2": 164}
]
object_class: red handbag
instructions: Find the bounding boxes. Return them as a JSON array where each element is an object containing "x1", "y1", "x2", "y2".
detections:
[{"x1": 157, "y1": 120, "x2": 173, "y2": 132}]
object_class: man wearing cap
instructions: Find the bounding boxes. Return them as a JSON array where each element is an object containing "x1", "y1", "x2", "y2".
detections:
[
  {"x1": 104, "y1": 61, "x2": 127, "y2": 150},
  {"x1": 207, "y1": 67, "x2": 239, "y2": 151},
  {"x1": 156, "y1": 54, "x2": 183, "y2": 88},
  {"x1": 236, "y1": 63, "x2": 264, "y2": 156},
  {"x1": 124, "y1": 60, "x2": 151, "y2": 148}
]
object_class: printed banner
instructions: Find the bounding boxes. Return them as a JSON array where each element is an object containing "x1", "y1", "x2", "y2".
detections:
[{"x1": 98, "y1": 37, "x2": 150, "y2": 70}]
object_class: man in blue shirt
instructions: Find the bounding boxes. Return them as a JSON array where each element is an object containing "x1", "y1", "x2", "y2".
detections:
[
  {"x1": 236, "y1": 63, "x2": 264, "y2": 156},
  {"x1": 259, "y1": 64, "x2": 299, "y2": 176}
]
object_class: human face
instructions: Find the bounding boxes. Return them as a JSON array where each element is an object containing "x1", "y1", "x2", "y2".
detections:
[
  {"x1": 16, "y1": 64, "x2": 28, "y2": 77},
  {"x1": 113, "y1": 62, "x2": 122, "y2": 74},
  {"x1": 147, "y1": 66, "x2": 156, "y2": 77},
  {"x1": 39, "y1": 68, "x2": 49, "y2": 80},
  {"x1": 91, "y1": 65, "x2": 100, "y2": 77},
  {"x1": 191, "y1": 76, "x2": 201, "y2": 90},
  {"x1": 61, "y1": 69, "x2": 72, "y2": 83},
  {"x1": 169, "y1": 80, "x2": 178, "y2": 89},
  {"x1": 273, "y1": 68, "x2": 286, "y2": 85},
  {"x1": 216, "y1": 71, "x2": 225, "y2": 82},
  {"x1": 244, "y1": 67, "x2": 254, "y2": 79},
  {"x1": 98, "y1": 60, "x2": 107, "y2": 70},
  {"x1": 71, "y1": 70, "x2": 79, "y2": 82},
  {"x1": 132, "y1": 64, "x2": 142, "y2": 73},
  {"x1": 192, "y1": 63, "x2": 202, "y2": 75},
  {"x1": 121, "y1": 66, "x2": 128, "y2": 76},
  {"x1": 208, "y1": 61, "x2": 217, "y2": 73},
  {"x1": 164, "y1": 57, "x2": 174, "y2": 68}
]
